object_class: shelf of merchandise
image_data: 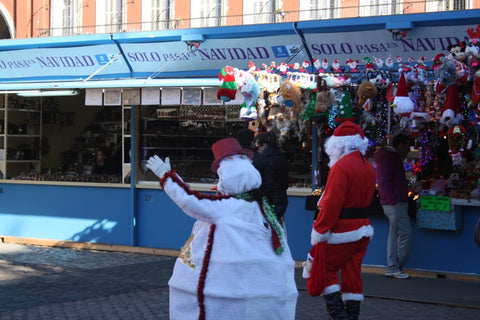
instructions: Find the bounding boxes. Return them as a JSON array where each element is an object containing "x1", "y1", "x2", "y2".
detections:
[{"x1": 0, "y1": 95, "x2": 42, "y2": 179}]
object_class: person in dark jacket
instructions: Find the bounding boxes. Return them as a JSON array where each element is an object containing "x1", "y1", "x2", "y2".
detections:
[
  {"x1": 374, "y1": 134, "x2": 413, "y2": 280},
  {"x1": 236, "y1": 128, "x2": 267, "y2": 176},
  {"x1": 254, "y1": 132, "x2": 289, "y2": 223}
]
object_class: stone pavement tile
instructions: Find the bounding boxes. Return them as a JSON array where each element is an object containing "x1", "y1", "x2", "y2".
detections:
[
  {"x1": 296, "y1": 290, "x2": 480, "y2": 320},
  {"x1": 0, "y1": 288, "x2": 170, "y2": 320},
  {"x1": 1, "y1": 243, "x2": 480, "y2": 320}
]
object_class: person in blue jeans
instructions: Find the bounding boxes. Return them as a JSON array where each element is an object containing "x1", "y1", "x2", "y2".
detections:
[{"x1": 374, "y1": 134, "x2": 413, "y2": 279}]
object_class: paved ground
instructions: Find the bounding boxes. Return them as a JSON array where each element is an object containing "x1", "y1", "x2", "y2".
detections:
[{"x1": 0, "y1": 242, "x2": 479, "y2": 320}]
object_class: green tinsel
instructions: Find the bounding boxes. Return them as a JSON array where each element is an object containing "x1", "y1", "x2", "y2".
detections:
[{"x1": 235, "y1": 192, "x2": 286, "y2": 254}]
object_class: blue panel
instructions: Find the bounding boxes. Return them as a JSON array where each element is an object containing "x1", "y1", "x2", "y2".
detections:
[
  {"x1": 0, "y1": 183, "x2": 132, "y2": 245},
  {"x1": 136, "y1": 189, "x2": 315, "y2": 261},
  {"x1": 283, "y1": 196, "x2": 316, "y2": 261},
  {"x1": 364, "y1": 209, "x2": 480, "y2": 275},
  {"x1": 136, "y1": 188, "x2": 196, "y2": 249}
]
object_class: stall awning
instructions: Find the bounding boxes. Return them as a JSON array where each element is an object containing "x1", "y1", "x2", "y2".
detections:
[{"x1": 0, "y1": 78, "x2": 222, "y2": 91}]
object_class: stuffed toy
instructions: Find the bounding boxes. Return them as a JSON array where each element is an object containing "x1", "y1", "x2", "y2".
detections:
[
  {"x1": 392, "y1": 72, "x2": 414, "y2": 116},
  {"x1": 472, "y1": 69, "x2": 480, "y2": 105},
  {"x1": 385, "y1": 54, "x2": 394, "y2": 69},
  {"x1": 239, "y1": 74, "x2": 260, "y2": 121},
  {"x1": 448, "y1": 124, "x2": 467, "y2": 166},
  {"x1": 233, "y1": 67, "x2": 248, "y2": 89},
  {"x1": 277, "y1": 80, "x2": 302, "y2": 119},
  {"x1": 440, "y1": 84, "x2": 463, "y2": 127},
  {"x1": 434, "y1": 58, "x2": 457, "y2": 94},
  {"x1": 466, "y1": 25, "x2": 480, "y2": 68},
  {"x1": 217, "y1": 66, "x2": 237, "y2": 102},
  {"x1": 345, "y1": 59, "x2": 359, "y2": 72},
  {"x1": 369, "y1": 72, "x2": 390, "y2": 89},
  {"x1": 357, "y1": 80, "x2": 377, "y2": 111},
  {"x1": 373, "y1": 56, "x2": 384, "y2": 69},
  {"x1": 448, "y1": 42, "x2": 467, "y2": 62},
  {"x1": 315, "y1": 78, "x2": 335, "y2": 113},
  {"x1": 455, "y1": 59, "x2": 470, "y2": 85}
]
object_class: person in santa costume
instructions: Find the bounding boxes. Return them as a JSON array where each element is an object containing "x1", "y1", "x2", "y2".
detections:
[
  {"x1": 304, "y1": 121, "x2": 375, "y2": 320},
  {"x1": 146, "y1": 137, "x2": 298, "y2": 320}
]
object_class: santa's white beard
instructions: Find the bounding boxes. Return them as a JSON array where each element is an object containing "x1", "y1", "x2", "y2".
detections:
[{"x1": 327, "y1": 148, "x2": 345, "y2": 167}]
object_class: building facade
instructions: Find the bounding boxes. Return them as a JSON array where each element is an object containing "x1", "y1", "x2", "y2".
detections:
[{"x1": 0, "y1": 0, "x2": 479, "y2": 39}]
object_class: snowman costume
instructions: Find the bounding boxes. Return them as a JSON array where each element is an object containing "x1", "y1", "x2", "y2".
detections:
[{"x1": 146, "y1": 138, "x2": 298, "y2": 320}]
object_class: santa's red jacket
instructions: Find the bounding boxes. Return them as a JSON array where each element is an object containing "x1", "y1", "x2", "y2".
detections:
[{"x1": 312, "y1": 151, "x2": 376, "y2": 244}]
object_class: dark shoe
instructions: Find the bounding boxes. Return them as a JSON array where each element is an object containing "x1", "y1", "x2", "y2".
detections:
[
  {"x1": 323, "y1": 291, "x2": 349, "y2": 319},
  {"x1": 345, "y1": 300, "x2": 361, "y2": 320},
  {"x1": 385, "y1": 271, "x2": 410, "y2": 279}
]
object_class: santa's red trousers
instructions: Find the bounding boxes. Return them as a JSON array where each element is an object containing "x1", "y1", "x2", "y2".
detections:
[{"x1": 324, "y1": 237, "x2": 370, "y2": 294}]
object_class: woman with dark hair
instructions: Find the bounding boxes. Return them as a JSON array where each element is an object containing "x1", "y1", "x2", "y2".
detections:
[{"x1": 254, "y1": 132, "x2": 289, "y2": 223}]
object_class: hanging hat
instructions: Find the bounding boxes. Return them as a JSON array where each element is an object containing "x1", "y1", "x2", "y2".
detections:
[
  {"x1": 211, "y1": 137, "x2": 253, "y2": 172},
  {"x1": 335, "y1": 89, "x2": 355, "y2": 122},
  {"x1": 440, "y1": 84, "x2": 463, "y2": 127},
  {"x1": 217, "y1": 66, "x2": 237, "y2": 102},
  {"x1": 393, "y1": 72, "x2": 414, "y2": 115}
]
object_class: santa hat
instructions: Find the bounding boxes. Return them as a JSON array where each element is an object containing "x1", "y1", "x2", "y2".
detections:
[
  {"x1": 325, "y1": 121, "x2": 369, "y2": 159},
  {"x1": 335, "y1": 90, "x2": 355, "y2": 122},
  {"x1": 440, "y1": 84, "x2": 463, "y2": 126},
  {"x1": 217, "y1": 66, "x2": 237, "y2": 101},
  {"x1": 393, "y1": 72, "x2": 414, "y2": 115}
]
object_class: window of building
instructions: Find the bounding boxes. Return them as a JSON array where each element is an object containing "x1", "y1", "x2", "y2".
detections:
[
  {"x1": 243, "y1": 0, "x2": 282, "y2": 24},
  {"x1": 190, "y1": 0, "x2": 225, "y2": 28},
  {"x1": 359, "y1": 0, "x2": 401, "y2": 17},
  {"x1": 426, "y1": 0, "x2": 471, "y2": 11},
  {"x1": 142, "y1": 0, "x2": 174, "y2": 31},
  {"x1": 96, "y1": 0, "x2": 126, "y2": 33},
  {"x1": 50, "y1": 0, "x2": 82, "y2": 36},
  {"x1": 299, "y1": 0, "x2": 339, "y2": 20}
]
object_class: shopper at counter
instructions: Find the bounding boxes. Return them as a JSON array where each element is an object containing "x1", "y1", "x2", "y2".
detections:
[
  {"x1": 146, "y1": 137, "x2": 298, "y2": 320},
  {"x1": 92, "y1": 147, "x2": 117, "y2": 175},
  {"x1": 374, "y1": 134, "x2": 413, "y2": 280},
  {"x1": 254, "y1": 132, "x2": 289, "y2": 223}
]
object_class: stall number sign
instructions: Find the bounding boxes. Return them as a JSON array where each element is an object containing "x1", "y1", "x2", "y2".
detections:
[{"x1": 420, "y1": 196, "x2": 451, "y2": 211}]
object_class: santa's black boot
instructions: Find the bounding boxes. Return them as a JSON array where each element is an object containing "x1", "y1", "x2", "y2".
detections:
[
  {"x1": 345, "y1": 300, "x2": 361, "y2": 320},
  {"x1": 323, "y1": 291, "x2": 349, "y2": 320}
]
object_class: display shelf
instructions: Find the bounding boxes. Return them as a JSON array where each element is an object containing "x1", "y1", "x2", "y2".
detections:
[{"x1": 1, "y1": 94, "x2": 42, "y2": 179}]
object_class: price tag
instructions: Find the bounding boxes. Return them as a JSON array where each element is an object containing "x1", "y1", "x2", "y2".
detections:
[{"x1": 420, "y1": 196, "x2": 451, "y2": 211}]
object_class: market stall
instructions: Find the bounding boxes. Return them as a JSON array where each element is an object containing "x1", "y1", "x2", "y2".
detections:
[{"x1": 1, "y1": 11, "x2": 480, "y2": 276}]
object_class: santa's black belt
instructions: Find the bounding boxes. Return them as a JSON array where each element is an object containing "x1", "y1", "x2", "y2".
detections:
[{"x1": 339, "y1": 207, "x2": 369, "y2": 219}]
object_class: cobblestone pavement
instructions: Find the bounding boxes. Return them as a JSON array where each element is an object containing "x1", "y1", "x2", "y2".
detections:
[{"x1": 0, "y1": 243, "x2": 479, "y2": 320}]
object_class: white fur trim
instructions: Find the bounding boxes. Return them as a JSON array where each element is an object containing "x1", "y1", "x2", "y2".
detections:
[
  {"x1": 323, "y1": 284, "x2": 341, "y2": 295},
  {"x1": 342, "y1": 293, "x2": 364, "y2": 301},
  {"x1": 324, "y1": 134, "x2": 369, "y2": 167},
  {"x1": 393, "y1": 96, "x2": 414, "y2": 114},
  {"x1": 440, "y1": 108, "x2": 455, "y2": 124},
  {"x1": 311, "y1": 228, "x2": 330, "y2": 245},
  {"x1": 328, "y1": 225, "x2": 374, "y2": 244}
]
